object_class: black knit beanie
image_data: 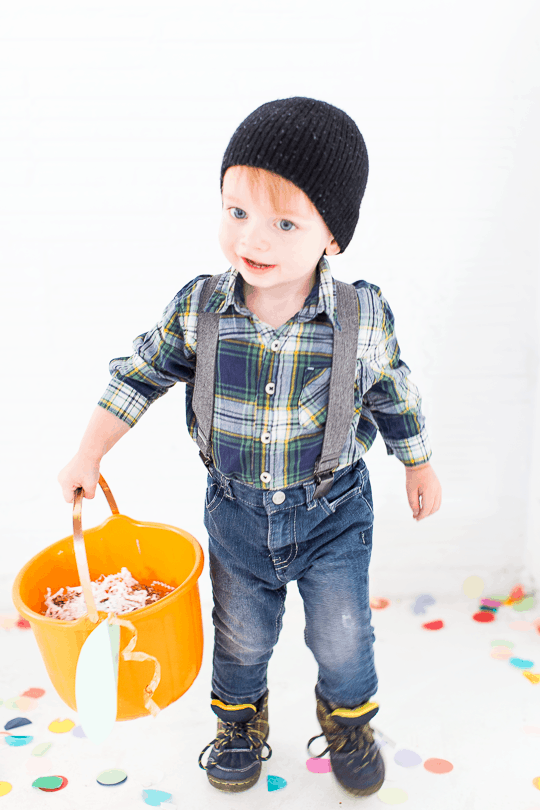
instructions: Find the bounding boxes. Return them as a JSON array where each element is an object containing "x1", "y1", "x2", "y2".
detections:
[{"x1": 220, "y1": 96, "x2": 369, "y2": 255}]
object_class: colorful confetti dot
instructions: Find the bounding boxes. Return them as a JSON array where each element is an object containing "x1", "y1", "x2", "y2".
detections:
[
  {"x1": 307, "y1": 757, "x2": 332, "y2": 773},
  {"x1": 473, "y1": 611, "x2": 495, "y2": 623},
  {"x1": 97, "y1": 769, "x2": 128, "y2": 786},
  {"x1": 72, "y1": 725, "x2": 86, "y2": 738},
  {"x1": 491, "y1": 646, "x2": 512, "y2": 660},
  {"x1": 0, "y1": 782, "x2": 12, "y2": 797},
  {"x1": 32, "y1": 776, "x2": 63, "y2": 789},
  {"x1": 514, "y1": 595, "x2": 535, "y2": 611},
  {"x1": 38, "y1": 775, "x2": 68, "y2": 792},
  {"x1": 20, "y1": 688, "x2": 45, "y2": 699},
  {"x1": 509, "y1": 620, "x2": 534, "y2": 631},
  {"x1": 509, "y1": 657, "x2": 534, "y2": 670},
  {"x1": 26, "y1": 757, "x2": 53, "y2": 776},
  {"x1": 532, "y1": 776, "x2": 540, "y2": 790},
  {"x1": 394, "y1": 748, "x2": 422, "y2": 767},
  {"x1": 490, "y1": 639, "x2": 514, "y2": 648},
  {"x1": 370, "y1": 598, "x2": 390, "y2": 610},
  {"x1": 462, "y1": 575, "x2": 484, "y2": 599},
  {"x1": 48, "y1": 719, "x2": 75, "y2": 733},
  {"x1": 422, "y1": 620, "x2": 444, "y2": 630},
  {"x1": 16, "y1": 617, "x2": 31, "y2": 629},
  {"x1": 376, "y1": 787, "x2": 408, "y2": 804},
  {"x1": 142, "y1": 788, "x2": 173, "y2": 806},
  {"x1": 5, "y1": 735, "x2": 33, "y2": 747},
  {"x1": 423, "y1": 757, "x2": 453, "y2": 774},
  {"x1": 5, "y1": 717, "x2": 32, "y2": 731},
  {"x1": 523, "y1": 672, "x2": 540, "y2": 684},
  {"x1": 32, "y1": 742, "x2": 52, "y2": 757},
  {"x1": 15, "y1": 697, "x2": 38, "y2": 712},
  {"x1": 267, "y1": 774, "x2": 287, "y2": 791}
]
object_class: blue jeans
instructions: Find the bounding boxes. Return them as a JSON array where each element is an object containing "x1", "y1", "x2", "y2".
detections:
[{"x1": 203, "y1": 458, "x2": 378, "y2": 710}]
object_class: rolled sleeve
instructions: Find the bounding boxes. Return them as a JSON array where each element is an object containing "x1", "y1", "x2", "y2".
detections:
[
  {"x1": 97, "y1": 286, "x2": 198, "y2": 427},
  {"x1": 363, "y1": 287, "x2": 432, "y2": 467}
]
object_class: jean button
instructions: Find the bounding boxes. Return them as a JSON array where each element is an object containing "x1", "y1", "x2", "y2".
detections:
[{"x1": 272, "y1": 490, "x2": 285, "y2": 504}]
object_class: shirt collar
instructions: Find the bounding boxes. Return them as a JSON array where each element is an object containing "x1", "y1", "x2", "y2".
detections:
[{"x1": 202, "y1": 255, "x2": 338, "y2": 327}]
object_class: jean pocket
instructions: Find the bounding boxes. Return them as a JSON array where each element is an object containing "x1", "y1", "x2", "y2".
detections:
[
  {"x1": 319, "y1": 484, "x2": 363, "y2": 515},
  {"x1": 205, "y1": 479, "x2": 225, "y2": 512}
]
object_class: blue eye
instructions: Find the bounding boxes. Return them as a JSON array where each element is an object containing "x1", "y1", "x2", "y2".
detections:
[{"x1": 228, "y1": 208, "x2": 296, "y2": 231}]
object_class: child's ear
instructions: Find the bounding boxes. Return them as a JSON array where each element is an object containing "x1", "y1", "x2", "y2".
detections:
[{"x1": 325, "y1": 240, "x2": 341, "y2": 256}]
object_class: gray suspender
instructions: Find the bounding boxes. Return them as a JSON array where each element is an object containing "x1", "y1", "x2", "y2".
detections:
[
  {"x1": 192, "y1": 274, "x2": 221, "y2": 462},
  {"x1": 192, "y1": 274, "x2": 359, "y2": 499}
]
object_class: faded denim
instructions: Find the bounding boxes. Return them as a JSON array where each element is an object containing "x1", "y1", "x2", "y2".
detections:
[{"x1": 203, "y1": 458, "x2": 378, "y2": 710}]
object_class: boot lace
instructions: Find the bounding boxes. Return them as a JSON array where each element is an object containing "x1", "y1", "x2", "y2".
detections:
[
  {"x1": 198, "y1": 719, "x2": 272, "y2": 771},
  {"x1": 307, "y1": 724, "x2": 379, "y2": 773}
]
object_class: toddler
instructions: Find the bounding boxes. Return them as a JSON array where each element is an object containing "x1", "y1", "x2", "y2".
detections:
[{"x1": 59, "y1": 96, "x2": 442, "y2": 797}]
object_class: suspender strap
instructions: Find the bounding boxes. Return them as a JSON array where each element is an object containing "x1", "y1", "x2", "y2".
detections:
[
  {"x1": 192, "y1": 274, "x2": 360, "y2": 497},
  {"x1": 312, "y1": 280, "x2": 359, "y2": 498},
  {"x1": 192, "y1": 274, "x2": 223, "y2": 467}
]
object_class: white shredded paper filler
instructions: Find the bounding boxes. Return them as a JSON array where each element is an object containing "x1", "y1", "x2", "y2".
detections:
[{"x1": 44, "y1": 567, "x2": 174, "y2": 620}]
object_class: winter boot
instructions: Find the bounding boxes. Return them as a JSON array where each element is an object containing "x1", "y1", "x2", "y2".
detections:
[
  {"x1": 307, "y1": 689, "x2": 385, "y2": 797},
  {"x1": 198, "y1": 690, "x2": 271, "y2": 792}
]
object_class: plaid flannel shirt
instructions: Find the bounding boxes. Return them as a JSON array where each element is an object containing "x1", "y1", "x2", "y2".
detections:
[{"x1": 98, "y1": 256, "x2": 432, "y2": 490}]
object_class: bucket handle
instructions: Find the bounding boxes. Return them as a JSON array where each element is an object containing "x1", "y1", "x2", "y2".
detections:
[{"x1": 73, "y1": 474, "x2": 120, "y2": 624}]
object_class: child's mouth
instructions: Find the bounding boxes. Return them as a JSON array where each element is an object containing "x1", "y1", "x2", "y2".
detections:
[{"x1": 242, "y1": 257, "x2": 275, "y2": 270}]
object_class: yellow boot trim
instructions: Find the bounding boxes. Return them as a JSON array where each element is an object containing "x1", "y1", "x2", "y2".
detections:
[
  {"x1": 211, "y1": 699, "x2": 257, "y2": 713},
  {"x1": 330, "y1": 701, "x2": 379, "y2": 720}
]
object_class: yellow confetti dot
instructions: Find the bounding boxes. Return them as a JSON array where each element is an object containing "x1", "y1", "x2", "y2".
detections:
[
  {"x1": 376, "y1": 786, "x2": 408, "y2": 804},
  {"x1": 523, "y1": 672, "x2": 540, "y2": 685},
  {"x1": 48, "y1": 719, "x2": 75, "y2": 734},
  {"x1": 462, "y1": 575, "x2": 484, "y2": 599},
  {"x1": 0, "y1": 782, "x2": 12, "y2": 797},
  {"x1": 532, "y1": 776, "x2": 540, "y2": 790}
]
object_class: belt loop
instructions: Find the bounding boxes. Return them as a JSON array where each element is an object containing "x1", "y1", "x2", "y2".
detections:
[{"x1": 303, "y1": 480, "x2": 318, "y2": 510}]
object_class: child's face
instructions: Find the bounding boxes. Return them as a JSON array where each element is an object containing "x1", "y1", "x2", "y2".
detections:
[{"x1": 219, "y1": 166, "x2": 340, "y2": 297}]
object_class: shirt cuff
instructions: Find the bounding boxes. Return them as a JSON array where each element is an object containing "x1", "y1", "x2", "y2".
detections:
[
  {"x1": 97, "y1": 377, "x2": 152, "y2": 427},
  {"x1": 383, "y1": 427, "x2": 432, "y2": 467}
]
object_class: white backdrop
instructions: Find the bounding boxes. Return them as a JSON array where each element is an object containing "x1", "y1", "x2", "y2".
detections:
[{"x1": 1, "y1": 0, "x2": 539, "y2": 609}]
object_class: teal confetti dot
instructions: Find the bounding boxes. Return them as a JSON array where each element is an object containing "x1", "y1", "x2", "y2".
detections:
[
  {"x1": 509, "y1": 657, "x2": 534, "y2": 669},
  {"x1": 267, "y1": 774, "x2": 287, "y2": 791},
  {"x1": 142, "y1": 788, "x2": 172, "y2": 805},
  {"x1": 5, "y1": 735, "x2": 33, "y2": 746}
]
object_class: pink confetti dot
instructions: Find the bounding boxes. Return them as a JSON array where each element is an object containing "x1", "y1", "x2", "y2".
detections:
[{"x1": 306, "y1": 757, "x2": 332, "y2": 773}]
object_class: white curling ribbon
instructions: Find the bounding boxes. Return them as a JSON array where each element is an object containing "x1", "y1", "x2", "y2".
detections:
[{"x1": 108, "y1": 615, "x2": 162, "y2": 718}]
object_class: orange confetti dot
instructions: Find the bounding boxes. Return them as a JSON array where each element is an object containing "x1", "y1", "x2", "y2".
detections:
[
  {"x1": 21, "y1": 688, "x2": 45, "y2": 699},
  {"x1": 532, "y1": 776, "x2": 540, "y2": 790},
  {"x1": 473, "y1": 611, "x2": 495, "y2": 623},
  {"x1": 523, "y1": 672, "x2": 540, "y2": 685},
  {"x1": 424, "y1": 757, "x2": 453, "y2": 774},
  {"x1": 16, "y1": 697, "x2": 38, "y2": 711},
  {"x1": 370, "y1": 598, "x2": 390, "y2": 610}
]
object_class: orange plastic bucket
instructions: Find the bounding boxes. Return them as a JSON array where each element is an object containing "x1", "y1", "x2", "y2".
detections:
[{"x1": 12, "y1": 475, "x2": 204, "y2": 721}]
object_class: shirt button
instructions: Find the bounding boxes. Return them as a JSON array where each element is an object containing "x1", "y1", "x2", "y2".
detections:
[
  {"x1": 265, "y1": 382, "x2": 275, "y2": 395},
  {"x1": 261, "y1": 432, "x2": 271, "y2": 444},
  {"x1": 260, "y1": 472, "x2": 272, "y2": 484},
  {"x1": 272, "y1": 490, "x2": 286, "y2": 505},
  {"x1": 270, "y1": 340, "x2": 280, "y2": 351}
]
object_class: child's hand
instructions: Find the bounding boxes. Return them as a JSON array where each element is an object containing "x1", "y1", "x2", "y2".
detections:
[
  {"x1": 58, "y1": 453, "x2": 100, "y2": 503},
  {"x1": 405, "y1": 462, "x2": 441, "y2": 521}
]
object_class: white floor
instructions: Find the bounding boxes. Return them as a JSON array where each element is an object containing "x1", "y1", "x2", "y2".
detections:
[{"x1": 1, "y1": 584, "x2": 540, "y2": 810}]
